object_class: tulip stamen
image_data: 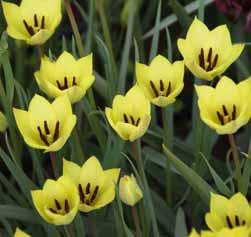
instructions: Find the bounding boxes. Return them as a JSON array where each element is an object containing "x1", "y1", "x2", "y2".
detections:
[
  {"x1": 217, "y1": 111, "x2": 224, "y2": 125},
  {"x1": 72, "y1": 76, "x2": 77, "y2": 86},
  {"x1": 136, "y1": 118, "x2": 140, "y2": 126},
  {"x1": 49, "y1": 208, "x2": 57, "y2": 214},
  {"x1": 160, "y1": 80, "x2": 164, "y2": 91},
  {"x1": 78, "y1": 184, "x2": 85, "y2": 203},
  {"x1": 41, "y1": 16, "x2": 45, "y2": 29},
  {"x1": 34, "y1": 14, "x2": 38, "y2": 27},
  {"x1": 130, "y1": 116, "x2": 135, "y2": 125},
  {"x1": 90, "y1": 186, "x2": 99, "y2": 203},
  {"x1": 150, "y1": 80, "x2": 159, "y2": 97},
  {"x1": 53, "y1": 121, "x2": 60, "y2": 142},
  {"x1": 23, "y1": 20, "x2": 35, "y2": 36},
  {"x1": 199, "y1": 48, "x2": 219, "y2": 71},
  {"x1": 166, "y1": 82, "x2": 172, "y2": 97},
  {"x1": 86, "y1": 183, "x2": 91, "y2": 194},
  {"x1": 64, "y1": 199, "x2": 70, "y2": 213},
  {"x1": 222, "y1": 105, "x2": 228, "y2": 116},
  {"x1": 232, "y1": 105, "x2": 236, "y2": 120},
  {"x1": 54, "y1": 199, "x2": 62, "y2": 210},
  {"x1": 235, "y1": 216, "x2": 240, "y2": 226},
  {"x1": 226, "y1": 216, "x2": 233, "y2": 228},
  {"x1": 44, "y1": 120, "x2": 50, "y2": 135},
  {"x1": 37, "y1": 126, "x2": 49, "y2": 145},
  {"x1": 123, "y1": 114, "x2": 129, "y2": 123}
]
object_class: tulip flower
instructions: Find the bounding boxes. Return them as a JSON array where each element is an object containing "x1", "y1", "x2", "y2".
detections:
[
  {"x1": 205, "y1": 193, "x2": 251, "y2": 232},
  {"x1": 14, "y1": 228, "x2": 31, "y2": 237},
  {"x1": 13, "y1": 95, "x2": 76, "y2": 152},
  {"x1": 34, "y1": 51, "x2": 95, "y2": 104},
  {"x1": 31, "y1": 175, "x2": 79, "y2": 225},
  {"x1": 119, "y1": 174, "x2": 143, "y2": 206},
  {"x1": 177, "y1": 17, "x2": 244, "y2": 81},
  {"x1": 136, "y1": 55, "x2": 184, "y2": 107},
  {"x1": 63, "y1": 156, "x2": 120, "y2": 212},
  {"x1": 105, "y1": 85, "x2": 151, "y2": 142},
  {"x1": 2, "y1": 0, "x2": 62, "y2": 45},
  {"x1": 0, "y1": 111, "x2": 8, "y2": 133},
  {"x1": 195, "y1": 76, "x2": 251, "y2": 134}
]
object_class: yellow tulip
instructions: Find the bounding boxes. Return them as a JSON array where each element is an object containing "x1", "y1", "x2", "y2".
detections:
[
  {"x1": 14, "y1": 228, "x2": 31, "y2": 237},
  {"x1": 119, "y1": 174, "x2": 143, "y2": 206},
  {"x1": 34, "y1": 51, "x2": 95, "y2": 104},
  {"x1": 13, "y1": 95, "x2": 76, "y2": 152},
  {"x1": 63, "y1": 156, "x2": 120, "y2": 212},
  {"x1": 2, "y1": 0, "x2": 62, "y2": 45},
  {"x1": 178, "y1": 17, "x2": 244, "y2": 81},
  {"x1": 105, "y1": 85, "x2": 151, "y2": 142},
  {"x1": 0, "y1": 111, "x2": 8, "y2": 132},
  {"x1": 187, "y1": 227, "x2": 250, "y2": 237},
  {"x1": 136, "y1": 55, "x2": 184, "y2": 107},
  {"x1": 31, "y1": 175, "x2": 79, "y2": 225},
  {"x1": 205, "y1": 193, "x2": 251, "y2": 232},
  {"x1": 195, "y1": 76, "x2": 251, "y2": 135}
]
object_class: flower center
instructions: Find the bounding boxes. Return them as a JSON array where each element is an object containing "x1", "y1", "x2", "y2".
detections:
[
  {"x1": 56, "y1": 76, "x2": 77, "y2": 90},
  {"x1": 78, "y1": 183, "x2": 99, "y2": 205},
  {"x1": 216, "y1": 105, "x2": 236, "y2": 125},
  {"x1": 37, "y1": 120, "x2": 60, "y2": 146},
  {"x1": 226, "y1": 215, "x2": 246, "y2": 229},
  {"x1": 49, "y1": 199, "x2": 70, "y2": 215},
  {"x1": 23, "y1": 14, "x2": 46, "y2": 36},
  {"x1": 149, "y1": 80, "x2": 171, "y2": 98},
  {"x1": 198, "y1": 48, "x2": 219, "y2": 71},
  {"x1": 123, "y1": 114, "x2": 141, "y2": 127}
]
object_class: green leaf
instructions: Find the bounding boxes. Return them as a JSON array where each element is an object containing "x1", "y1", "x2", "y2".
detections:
[
  {"x1": 174, "y1": 208, "x2": 187, "y2": 237},
  {"x1": 200, "y1": 153, "x2": 232, "y2": 197},
  {"x1": 162, "y1": 145, "x2": 215, "y2": 204}
]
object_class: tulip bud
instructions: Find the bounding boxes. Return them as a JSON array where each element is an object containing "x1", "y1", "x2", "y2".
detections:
[
  {"x1": 119, "y1": 174, "x2": 143, "y2": 206},
  {"x1": 14, "y1": 228, "x2": 31, "y2": 237}
]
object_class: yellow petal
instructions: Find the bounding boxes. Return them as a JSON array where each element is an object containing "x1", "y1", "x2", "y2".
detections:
[
  {"x1": 205, "y1": 212, "x2": 226, "y2": 232},
  {"x1": 14, "y1": 228, "x2": 31, "y2": 237},
  {"x1": 2, "y1": 1, "x2": 28, "y2": 40},
  {"x1": 63, "y1": 158, "x2": 81, "y2": 184},
  {"x1": 77, "y1": 53, "x2": 93, "y2": 78},
  {"x1": 26, "y1": 29, "x2": 53, "y2": 45}
]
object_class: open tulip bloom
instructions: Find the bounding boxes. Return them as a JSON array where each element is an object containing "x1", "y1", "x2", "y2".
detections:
[
  {"x1": 31, "y1": 176, "x2": 79, "y2": 225},
  {"x1": 63, "y1": 156, "x2": 120, "y2": 212},
  {"x1": 2, "y1": 0, "x2": 62, "y2": 45},
  {"x1": 136, "y1": 55, "x2": 184, "y2": 107},
  {"x1": 105, "y1": 85, "x2": 151, "y2": 142},
  {"x1": 13, "y1": 95, "x2": 76, "y2": 152},
  {"x1": 195, "y1": 76, "x2": 251, "y2": 135},
  {"x1": 178, "y1": 17, "x2": 244, "y2": 81},
  {"x1": 35, "y1": 51, "x2": 95, "y2": 104}
]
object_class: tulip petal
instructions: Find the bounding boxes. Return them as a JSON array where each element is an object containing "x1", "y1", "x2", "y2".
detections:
[
  {"x1": 63, "y1": 159, "x2": 81, "y2": 184},
  {"x1": 26, "y1": 29, "x2": 53, "y2": 45}
]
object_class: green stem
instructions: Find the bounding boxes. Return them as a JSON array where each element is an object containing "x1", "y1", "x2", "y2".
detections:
[
  {"x1": 87, "y1": 213, "x2": 97, "y2": 237},
  {"x1": 228, "y1": 134, "x2": 242, "y2": 191},
  {"x1": 64, "y1": 0, "x2": 84, "y2": 56},
  {"x1": 131, "y1": 206, "x2": 141, "y2": 237},
  {"x1": 64, "y1": 225, "x2": 75, "y2": 237},
  {"x1": 161, "y1": 108, "x2": 172, "y2": 206},
  {"x1": 131, "y1": 140, "x2": 143, "y2": 179},
  {"x1": 49, "y1": 152, "x2": 57, "y2": 178}
]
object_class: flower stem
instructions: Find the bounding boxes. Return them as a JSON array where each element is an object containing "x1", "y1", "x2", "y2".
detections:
[
  {"x1": 64, "y1": 0, "x2": 84, "y2": 56},
  {"x1": 64, "y1": 0, "x2": 96, "y2": 109},
  {"x1": 64, "y1": 225, "x2": 75, "y2": 237},
  {"x1": 161, "y1": 108, "x2": 172, "y2": 206},
  {"x1": 228, "y1": 134, "x2": 241, "y2": 190},
  {"x1": 87, "y1": 213, "x2": 97, "y2": 237},
  {"x1": 131, "y1": 206, "x2": 141, "y2": 237},
  {"x1": 49, "y1": 152, "x2": 56, "y2": 178},
  {"x1": 131, "y1": 139, "x2": 143, "y2": 179},
  {"x1": 37, "y1": 45, "x2": 44, "y2": 58}
]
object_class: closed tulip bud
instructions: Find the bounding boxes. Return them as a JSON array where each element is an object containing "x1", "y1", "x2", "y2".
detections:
[
  {"x1": 178, "y1": 17, "x2": 244, "y2": 81},
  {"x1": 13, "y1": 94, "x2": 76, "y2": 152},
  {"x1": 0, "y1": 111, "x2": 8, "y2": 133},
  {"x1": 14, "y1": 228, "x2": 31, "y2": 237},
  {"x1": 119, "y1": 174, "x2": 143, "y2": 206},
  {"x1": 2, "y1": 0, "x2": 62, "y2": 45},
  {"x1": 31, "y1": 176, "x2": 79, "y2": 225},
  {"x1": 105, "y1": 85, "x2": 151, "y2": 142},
  {"x1": 34, "y1": 51, "x2": 94, "y2": 104}
]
